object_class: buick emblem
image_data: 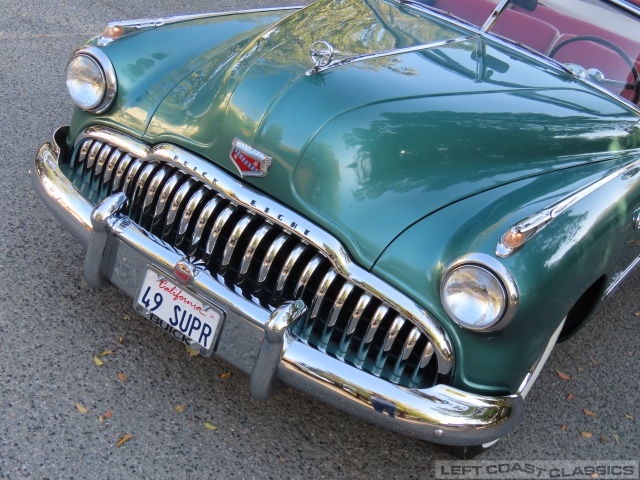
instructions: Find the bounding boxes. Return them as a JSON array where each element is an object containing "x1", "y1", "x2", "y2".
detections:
[
  {"x1": 230, "y1": 138, "x2": 272, "y2": 178},
  {"x1": 173, "y1": 260, "x2": 195, "y2": 286}
]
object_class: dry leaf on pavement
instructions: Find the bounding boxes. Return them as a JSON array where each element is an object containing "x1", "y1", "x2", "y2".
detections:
[
  {"x1": 175, "y1": 404, "x2": 186, "y2": 413},
  {"x1": 186, "y1": 346, "x2": 199, "y2": 357},
  {"x1": 624, "y1": 413, "x2": 633, "y2": 420},
  {"x1": 75, "y1": 402, "x2": 89, "y2": 413},
  {"x1": 581, "y1": 432, "x2": 593, "y2": 438},
  {"x1": 204, "y1": 422, "x2": 218, "y2": 431},
  {"x1": 117, "y1": 373, "x2": 128, "y2": 381},
  {"x1": 116, "y1": 434, "x2": 133, "y2": 447},
  {"x1": 566, "y1": 394, "x2": 575, "y2": 400},
  {"x1": 94, "y1": 356, "x2": 105, "y2": 366},
  {"x1": 583, "y1": 408, "x2": 596, "y2": 417},
  {"x1": 100, "y1": 350, "x2": 114, "y2": 356},
  {"x1": 557, "y1": 370, "x2": 571, "y2": 380},
  {"x1": 104, "y1": 410, "x2": 113, "y2": 419},
  {"x1": 221, "y1": 372, "x2": 231, "y2": 380}
]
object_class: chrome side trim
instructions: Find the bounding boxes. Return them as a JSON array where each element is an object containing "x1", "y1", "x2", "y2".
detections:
[
  {"x1": 497, "y1": 158, "x2": 640, "y2": 257},
  {"x1": 71, "y1": 46, "x2": 117, "y2": 114},
  {"x1": 96, "y1": 6, "x2": 304, "y2": 46},
  {"x1": 603, "y1": 254, "x2": 640, "y2": 299},
  {"x1": 480, "y1": 0, "x2": 510, "y2": 33},
  {"x1": 305, "y1": 36, "x2": 474, "y2": 76},
  {"x1": 33, "y1": 131, "x2": 522, "y2": 446},
  {"x1": 517, "y1": 318, "x2": 565, "y2": 399},
  {"x1": 605, "y1": 0, "x2": 640, "y2": 17},
  {"x1": 74, "y1": 125, "x2": 454, "y2": 374}
]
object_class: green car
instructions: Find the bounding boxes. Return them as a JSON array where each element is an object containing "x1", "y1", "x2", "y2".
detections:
[{"x1": 32, "y1": 0, "x2": 640, "y2": 457}]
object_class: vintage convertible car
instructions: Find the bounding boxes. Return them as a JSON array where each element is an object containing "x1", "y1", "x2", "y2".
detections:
[{"x1": 32, "y1": 0, "x2": 640, "y2": 457}]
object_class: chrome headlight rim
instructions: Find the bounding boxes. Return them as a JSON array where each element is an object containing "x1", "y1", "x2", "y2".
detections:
[
  {"x1": 441, "y1": 253, "x2": 519, "y2": 332},
  {"x1": 67, "y1": 46, "x2": 117, "y2": 114}
]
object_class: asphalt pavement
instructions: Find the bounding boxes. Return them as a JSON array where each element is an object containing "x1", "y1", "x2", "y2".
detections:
[{"x1": 0, "y1": 0, "x2": 638, "y2": 478}]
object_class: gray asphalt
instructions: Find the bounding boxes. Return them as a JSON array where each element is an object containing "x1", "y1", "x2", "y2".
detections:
[{"x1": 1, "y1": 1, "x2": 638, "y2": 478}]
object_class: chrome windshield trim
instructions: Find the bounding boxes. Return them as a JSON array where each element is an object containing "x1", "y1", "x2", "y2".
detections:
[
  {"x1": 305, "y1": 36, "x2": 474, "y2": 76},
  {"x1": 97, "y1": 6, "x2": 303, "y2": 46},
  {"x1": 393, "y1": 0, "x2": 640, "y2": 116},
  {"x1": 74, "y1": 125, "x2": 455, "y2": 374},
  {"x1": 497, "y1": 156, "x2": 640, "y2": 257}
]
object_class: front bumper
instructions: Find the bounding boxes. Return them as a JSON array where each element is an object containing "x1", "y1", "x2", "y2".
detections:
[{"x1": 32, "y1": 126, "x2": 523, "y2": 446}]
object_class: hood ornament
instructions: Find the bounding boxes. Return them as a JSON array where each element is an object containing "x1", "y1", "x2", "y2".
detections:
[
  {"x1": 307, "y1": 40, "x2": 335, "y2": 75},
  {"x1": 230, "y1": 138, "x2": 272, "y2": 178}
]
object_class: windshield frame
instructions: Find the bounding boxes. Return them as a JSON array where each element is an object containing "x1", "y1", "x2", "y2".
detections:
[{"x1": 398, "y1": 0, "x2": 640, "y2": 115}]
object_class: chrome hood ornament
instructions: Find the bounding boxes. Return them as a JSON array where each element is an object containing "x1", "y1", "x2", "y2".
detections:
[{"x1": 308, "y1": 40, "x2": 335, "y2": 75}]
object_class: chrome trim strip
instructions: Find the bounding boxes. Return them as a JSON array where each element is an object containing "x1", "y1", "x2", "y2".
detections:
[
  {"x1": 442, "y1": 253, "x2": 519, "y2": 331},
  {"x1": 497, "y1": 158, "x2": 640, "y2": 257},
  {"x1": 401, "y1": 327, "x2": 421, "y2": 361},
  {"x1": 517, "y1": 318, "x2": 565, "y2": 399},
  {"x1": 305, "y1": 36, "x2": 474, "y2": 76},
  {"x1": 86, "y1": 141, "x2": 102, "y2": 171},
  {"x1": 94, "y1": 144, "x2": 112, "y2": 178},
  {"x1": 328, "y1": 282, "x2": 354, "y2": 328},
  {"x1": 154, "y1": 171, "x2": 183, "y2": 220},
  {"x1": 143, "y1": 165, "x2": 170, "y2": 212},
  {"x1": 383, "y1": 317, "x2": 405, "y2": 352},
  {"x1": 294, "y1": 254, "x2": 323, "y2": 298},
  {"x1": 605, "y1": 0, "x2": 640, "y2": 17},
  {"x1": 205, "y1": 204, "x2": 236, "y2": 257},
  {"x1": 222, "y1": 213, "x2": 253, "y2": 267},
  {"x1": 480, "y1": 0, "x2": 510, "y2": 33},
  {"x1": 364, "y1": 305, "x2": 388, "y2": 345},
  {"x1": 132, "y1": 162, "x2": 156, "y2": 204},
  {"x1": 74, "y1": 126, "x2": 454, "y2": 374},
  {"x1": 190, "y1": 196, "x2": 220, "y2": 249},
  {"x1": 120, "y1": 158, "x2": 143, "y2": 195},
  {"x1": 603, "y1": 254, "x2": 640, "y2": 299},
  {"x1": 346, "y1": 294, "x2": 371, "y2": 336},
  {"x1": 276, "y1": 244, "x2": 307, "y2": 293},
  {"x1": 164, "y1": 178, "x2": 195, "y2": 230},
  {"x1": 310, "y1": 269, "x2": 338, "y2": 319},
  {"x1": 178, "y1": 186, "x2": 209, "y2": 242},
  {"x1": 33, "y1": 132, "x2": 525, "y2": 446},
  {"x1": 257, "y1": 233, "x2": 288, "y2": 284},
  {"x1": 71, "y1": 46, "x2": 117, "y2": 114},
  {"x1": 419, "y1": 342, "x2": 435, "y2": 369},
  {"x1": 239, "y1": 223, "x2": 272, "y2": 279},
  {"x1": 102, "y1": 148, "x2": 122, "y2": 185},
  {"x1": 97, "y1": 6, "x2": 303, "y2": 46},
  {"x1": 112, "y1": 153, "x2": 133, "y2": 192}
]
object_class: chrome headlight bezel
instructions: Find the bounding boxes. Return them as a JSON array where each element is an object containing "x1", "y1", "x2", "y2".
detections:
[
  {"x1": 66, "y1": 46, "x2": 117, "y2": 114},
  {"x1": 440, "y1": 253, "x2": 519, "y2": 332}
]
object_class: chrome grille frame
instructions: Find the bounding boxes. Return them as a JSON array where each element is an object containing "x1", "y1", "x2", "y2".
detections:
[{"x1": 69, "y1": 125, "x2": 454, "y2": 385}]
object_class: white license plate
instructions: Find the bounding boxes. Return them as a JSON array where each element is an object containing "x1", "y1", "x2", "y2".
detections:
[{"x1": 134, "y1": 269, "x2": 224, "y2": 356}]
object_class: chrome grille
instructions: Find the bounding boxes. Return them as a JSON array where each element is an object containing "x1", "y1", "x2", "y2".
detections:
[{"x1": 64, "y1": 135, "x2": 441, "y2": 388}]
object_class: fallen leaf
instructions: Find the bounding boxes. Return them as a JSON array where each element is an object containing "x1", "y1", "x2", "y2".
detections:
[
  {"x1": 566, "y1": 394, "x2": 575, "y2": 400},
  {"x1": 634, "y1": 312, "x2": 640, "y2": 317},
  {"x1": 612, "y1": 434, "x2": 621, "y2": 445},
  {"x1": 175, "y1": 404, "x2": 186, "y2": 413},
  {"x1": 204, "y1": 422, "x2": 218, "y2": 431},
  {"x1": 123, "y1": 315, "x2": 130, "y2": 321},
  {"x1": 100, "y1": 350, "x2": 114, "y2": 356},
  {"x1": 186, "y1": 346, "x2": 199, "y2": 357},
  {"x1": 583, "y1": 408, "x2": 597, "y2": 417},
  {"x1": 119, "y1": 337, "x2": 124, "y2": 345},
  {"x1": 601, "y1": 435, "x2": 607, "y2": 444},
  {"x1": 590, "y1": 357, "x2": 598, "y2": 365},
  {"x1": 561, "y1": 425, "x2": 567, "y2": 431},
  {"x1": 117, "y1": 373, "x2": 128, "y2": 381},
  {"x1": 577, "y1": 367, "x2": 584, "y2": 372},
  {"x1": 98, "y1": 416, "x2": 103, "y2": 423},
  {"x1": 557, "y1": 370, "x2": 571, "y2": 381},
  {"x1": 624, "y1": 413, "x2": 633, "y2": 420},
  {"x1": 220, "y1": 372, "x2": 231, "y2": 380},
  {"x1": 94, "y1": 356, "x2": 104, "y2": 366},
  {"x1": 104, "y1": 410, "x2": 113, "y2": 419},
  {"x1": 116, "y1": 434, "x2": 133, "y2": 447},
  {"x1": 277, "y1": 454, "x2": 286, "y2": 462},
  {"x1": 581, "y1": 431, "x2": 593, "y2": 438},
  {"x1": 75, "y1": 402, "x2": 89, "y2": 413}
]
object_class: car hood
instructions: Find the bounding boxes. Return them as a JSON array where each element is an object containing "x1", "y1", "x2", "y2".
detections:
[{"x1": 143, "y1": 0, "x2": 639, "y2": 268}]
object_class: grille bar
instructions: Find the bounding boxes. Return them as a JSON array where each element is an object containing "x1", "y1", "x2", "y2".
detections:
[{"x1": 65, "y1": 129, "x2": 453, "y2": 389}]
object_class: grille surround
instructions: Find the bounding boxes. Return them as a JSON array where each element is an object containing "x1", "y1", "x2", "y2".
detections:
[{"x1": 67, "y1": 125, "x2": 454, "y2": 388}]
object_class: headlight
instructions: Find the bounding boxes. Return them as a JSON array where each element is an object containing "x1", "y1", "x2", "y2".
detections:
[
  {"x1": 66, "y1": 47, "x2": 117, "y2": 113},
  {"x1": 441, "y1": 254, "x2": 518, "y2": 331}
]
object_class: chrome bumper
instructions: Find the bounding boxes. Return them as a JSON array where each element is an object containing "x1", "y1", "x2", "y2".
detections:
[{"x1": 31, "y1": 127, "x2": 523, "y2": 447}]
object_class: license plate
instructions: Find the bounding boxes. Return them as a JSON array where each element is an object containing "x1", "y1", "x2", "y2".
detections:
[{"x1": 134, "y1": 269, "x2": 224, "y2": 356}]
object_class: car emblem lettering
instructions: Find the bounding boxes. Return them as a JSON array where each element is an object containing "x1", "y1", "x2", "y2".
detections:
[
  {"x1": 173, "y1": 260, "x2": 195, "y2": 286},
  {"x1": 230, "y1": 138, "x2": 272, "y2": 178}
]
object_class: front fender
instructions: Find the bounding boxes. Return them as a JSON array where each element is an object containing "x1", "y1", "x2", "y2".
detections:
[{"x1": 373, "y1": 153, "x2": 640, "y2": 395}]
